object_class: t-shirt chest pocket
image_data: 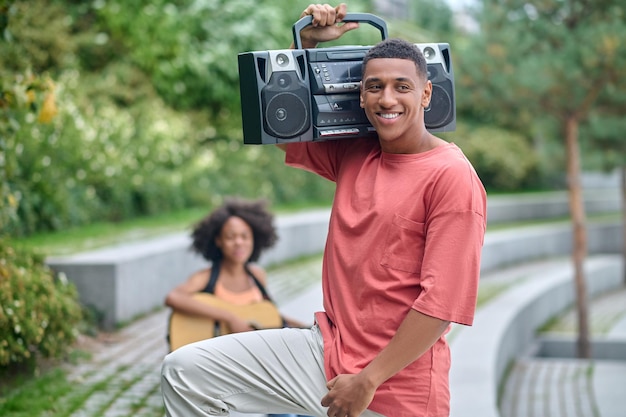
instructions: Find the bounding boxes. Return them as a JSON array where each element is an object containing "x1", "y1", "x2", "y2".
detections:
[{"x1": 380, "y1": 214, "x2": 426, "y2": 274}]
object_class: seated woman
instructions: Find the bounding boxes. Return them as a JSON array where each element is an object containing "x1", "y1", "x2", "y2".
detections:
[{"x1": 164, "y1": 197, "x2": 310, "y2": 417}]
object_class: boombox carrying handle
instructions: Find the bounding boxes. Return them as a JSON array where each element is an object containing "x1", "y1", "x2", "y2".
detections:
[{"x1": 292, "y1": 12, "x2": 388, "y2": 50}]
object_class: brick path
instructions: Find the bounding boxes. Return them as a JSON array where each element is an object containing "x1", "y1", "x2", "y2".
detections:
[
  {"x1": 55, "y1": 257, "x2": 324, "y2": 417},
  {"x1": 64, "y1": 309, "x2": 169, "y2": 417}
]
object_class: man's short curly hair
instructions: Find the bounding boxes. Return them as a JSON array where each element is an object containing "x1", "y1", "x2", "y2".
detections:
[
  {"x1": 362, "y1": 38, "x2": 428, "y2": 81},
  {"x1": 190, "y1": 197, "x2": 278, "y2": 263}
]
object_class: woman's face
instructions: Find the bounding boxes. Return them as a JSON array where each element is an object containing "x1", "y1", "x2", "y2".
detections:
[{"x1": 215, "y1": 216, "x2": 254, "y2": 264}]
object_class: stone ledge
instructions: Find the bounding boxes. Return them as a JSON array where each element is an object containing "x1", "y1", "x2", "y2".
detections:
[
  {"x1": 480, "y1": 221, "x2": 621, "y2": 272},
  {"x1": 536, "y1": 336, "x2": 626, "y2": 361},
  {"x1": 487, "y1": 189, "x2": 620, "y2": 224},
  {"x1": 449, "y1": 255, "x2": 624, "y2": 417},
  {"x1": 46, "y1": 195, "x2": 621, "y2": 329},
  {"x1": 47, "y1": 209, "x2": 331, "y2": 329}
]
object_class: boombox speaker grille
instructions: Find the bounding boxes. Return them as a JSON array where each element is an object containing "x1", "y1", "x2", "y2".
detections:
[
  {"x1": 425, "y1": 82, "x2": 453, "y2": 129},
  {"x1": 264, "y1": 91, "x2": 310, "y2": 139}
]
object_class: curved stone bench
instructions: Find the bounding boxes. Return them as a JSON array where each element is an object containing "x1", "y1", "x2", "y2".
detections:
[
  {"x1": 46, "y1": 191, "x2": 621, "y2": 329},
  {"x1": 46, "y1": 208, "x2": 332, "y2": 329},
  {"x1": 480, "y1": 221, "x2": 621, "y2": 273},
  {"x1": 486, "y1": 189, "x2": 620, "y2": 225},
  {"x1": 449, "y1": 254, "x2": 624, "y2": 417}
]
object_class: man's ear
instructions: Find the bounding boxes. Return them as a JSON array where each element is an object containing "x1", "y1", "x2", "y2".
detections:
[{"x1": 421, "y1": 80, "x2": 433, "y2": 108}]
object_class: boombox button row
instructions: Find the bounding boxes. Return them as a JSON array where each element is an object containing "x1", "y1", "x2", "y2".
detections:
[
  {"x1": 319, "y1": 128, "x2": 361, "y2": 137},
  {"x1": 324, "y1": 83, "x2": 360, "y2": 93}
]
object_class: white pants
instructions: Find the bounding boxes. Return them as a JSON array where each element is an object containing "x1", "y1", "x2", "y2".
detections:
[{"x1": 161, "y1": 325, "x2": 385, "y2": 417}]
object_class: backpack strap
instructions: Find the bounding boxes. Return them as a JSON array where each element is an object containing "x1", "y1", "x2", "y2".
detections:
[
  {"x1": 245, "y1": 265, "x2": 273, "y2": 302},
  {"x1": 246, "y1": 265, "x2": 287, "y2": 328},
  {"x1": 202, "y1": 260, "x2": 221, "y2": 294}
]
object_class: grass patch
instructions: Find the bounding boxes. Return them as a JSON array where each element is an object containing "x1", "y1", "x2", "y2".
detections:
[
  {"x1": 0, "y1": 368, "x2": 75, "y2": 417},
  {"x1": 11, "y1": 203, "x2": 332, "y2": 257},
  {"x1": 11, "y1": 207, "x2": 209, "y2": 257},
  {"x1": 486, "y1": 212, "x2": 621, "y2": 231},
  {"x1": 537, "y1": 314, "x2": 563, "y2": 333},
  {"x1": 0, "y1": 362, "x2": 147, "y2": 417},
  {"x1": 266, "y1": 252, "x2": 325, "y2": 271},
  {"x1": 476, "y1": 282, "x2": 515, "y2": 307}
]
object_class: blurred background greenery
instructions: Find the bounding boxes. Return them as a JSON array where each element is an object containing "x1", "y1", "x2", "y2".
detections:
[
  {"x1": 1, "y1": 0, "x2": 624, "y2": 240},
  {"x1": 0, "y1": 0, "x2": 624, "y2": 370}
]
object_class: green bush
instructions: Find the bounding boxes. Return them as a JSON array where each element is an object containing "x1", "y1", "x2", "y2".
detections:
[
  {"x1": 0, "y1": 239, "x2": 83, "y2": 367},
  {"x1": 1, "y1": 65, "x2": 207, "y2": 236},
  {"x1": 449, "y1": 125, "x2": 540, "y2": 191}
]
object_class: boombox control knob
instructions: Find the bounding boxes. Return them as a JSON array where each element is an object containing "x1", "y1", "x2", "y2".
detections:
[{"x1": 275, "y1": 108, "x2": 287, "y2": 121}]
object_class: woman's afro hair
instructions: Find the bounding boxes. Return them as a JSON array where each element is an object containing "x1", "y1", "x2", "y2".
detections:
[{"x1": 190, "y1": 197, "x2": 278, "y2": 263}]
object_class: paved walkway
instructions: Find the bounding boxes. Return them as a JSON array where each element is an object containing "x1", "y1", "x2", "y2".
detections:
[
  {"x1": 498, "y1": 273, "x2": 626, "y2": 417},
  {"x1": 56, "y1": 257, "x2": 325, "y2": 417},
  {"x1": 54, "y1": 255, "x2": 625, "y2": 417}
]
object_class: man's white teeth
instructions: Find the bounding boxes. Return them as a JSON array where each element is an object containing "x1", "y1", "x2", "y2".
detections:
[{"x1": 380, "y1": 113, "x2": 399, "y2": 119}]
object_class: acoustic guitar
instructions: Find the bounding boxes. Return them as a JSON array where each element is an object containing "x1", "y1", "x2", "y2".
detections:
[{"x1": 168, "y1": 292, "x2": 284, "y2": 351}]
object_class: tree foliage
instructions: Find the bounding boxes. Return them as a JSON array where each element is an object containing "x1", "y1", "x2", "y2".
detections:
[
  {"x1": 2, "y1": 0, "x2": 372, "y2": 237},
  {"x1": 457, "y1": 0, "x2": 626, "y2": 141},
  {"x1": 408, "y1": 0, "x2": 455, "y2": 36},
  {"x1": 457, "y1": 0, "x2": 626, "y2": 357},
  {"x1": 3, "y1": 0, "x2": 618, "y2": 240}
]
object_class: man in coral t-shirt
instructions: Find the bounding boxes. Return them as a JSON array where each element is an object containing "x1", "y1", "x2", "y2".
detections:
[{"x1": 161, "y1": 4, "x2": 486, "y2": 417}]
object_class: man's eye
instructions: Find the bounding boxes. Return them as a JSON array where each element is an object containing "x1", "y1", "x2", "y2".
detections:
[{"x1": 366, "y1": 85, "x2": 381, "y2": 90}]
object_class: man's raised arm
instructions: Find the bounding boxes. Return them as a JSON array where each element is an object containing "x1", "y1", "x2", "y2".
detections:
[{"x1": 276, "y1": 3, "x2": 358, "y2": 152}]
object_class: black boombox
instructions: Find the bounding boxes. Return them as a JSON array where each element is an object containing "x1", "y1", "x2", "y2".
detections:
[{"x1": 238, "y1": 13, "x2": 455, "y2": 145}]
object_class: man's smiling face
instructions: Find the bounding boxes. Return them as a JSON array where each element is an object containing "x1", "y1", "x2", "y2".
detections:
[{"x1": 360, "y1": 57, "x2": 432, "y2": 152}]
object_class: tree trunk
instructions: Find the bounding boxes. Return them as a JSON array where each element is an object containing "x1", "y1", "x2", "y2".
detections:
[
  {"x1": 622, "y1": 165, "x2": 626, "y2": 284},
  {"x1": 564, "y1": 115, "x2": 591, "y2": 359}
]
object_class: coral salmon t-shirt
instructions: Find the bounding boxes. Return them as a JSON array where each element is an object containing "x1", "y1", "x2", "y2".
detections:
[{"x1": 286, "y1": 138, "x2": 487, "y2": 417}]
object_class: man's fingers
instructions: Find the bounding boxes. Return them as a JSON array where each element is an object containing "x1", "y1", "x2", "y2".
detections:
[
  {"x1": 302, "y1": 3, "x2": 344, "y2": 27},
  {"x1": 317, "y1": 7, "x2": 335, "y2": 27},
  {"x1": 335, "y1": 3, "x2": 348, "y2": 21},
  {"x1": 326, "y1": 375, "x2": 338, "y2": 390}
]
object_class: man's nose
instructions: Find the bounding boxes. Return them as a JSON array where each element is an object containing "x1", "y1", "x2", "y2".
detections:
[{"x1": 379, "y1": 87, "x2": 397, "y2": 107}]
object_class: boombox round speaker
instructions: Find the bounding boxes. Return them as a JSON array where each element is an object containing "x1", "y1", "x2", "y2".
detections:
[
  {"x1": 425, "y1": 80, "x2": 453, "y2": 129},
  {"x1": 424, "y1": 60, "x2": 454, "y2": 130},
  {"x1": 261, "y1": 72, "x2": 311, "y2": 139}
]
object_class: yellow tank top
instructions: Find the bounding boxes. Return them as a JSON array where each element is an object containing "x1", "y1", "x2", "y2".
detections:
[{"x1": 213, "y1": 280, "x2": 264, "y2": 305}]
